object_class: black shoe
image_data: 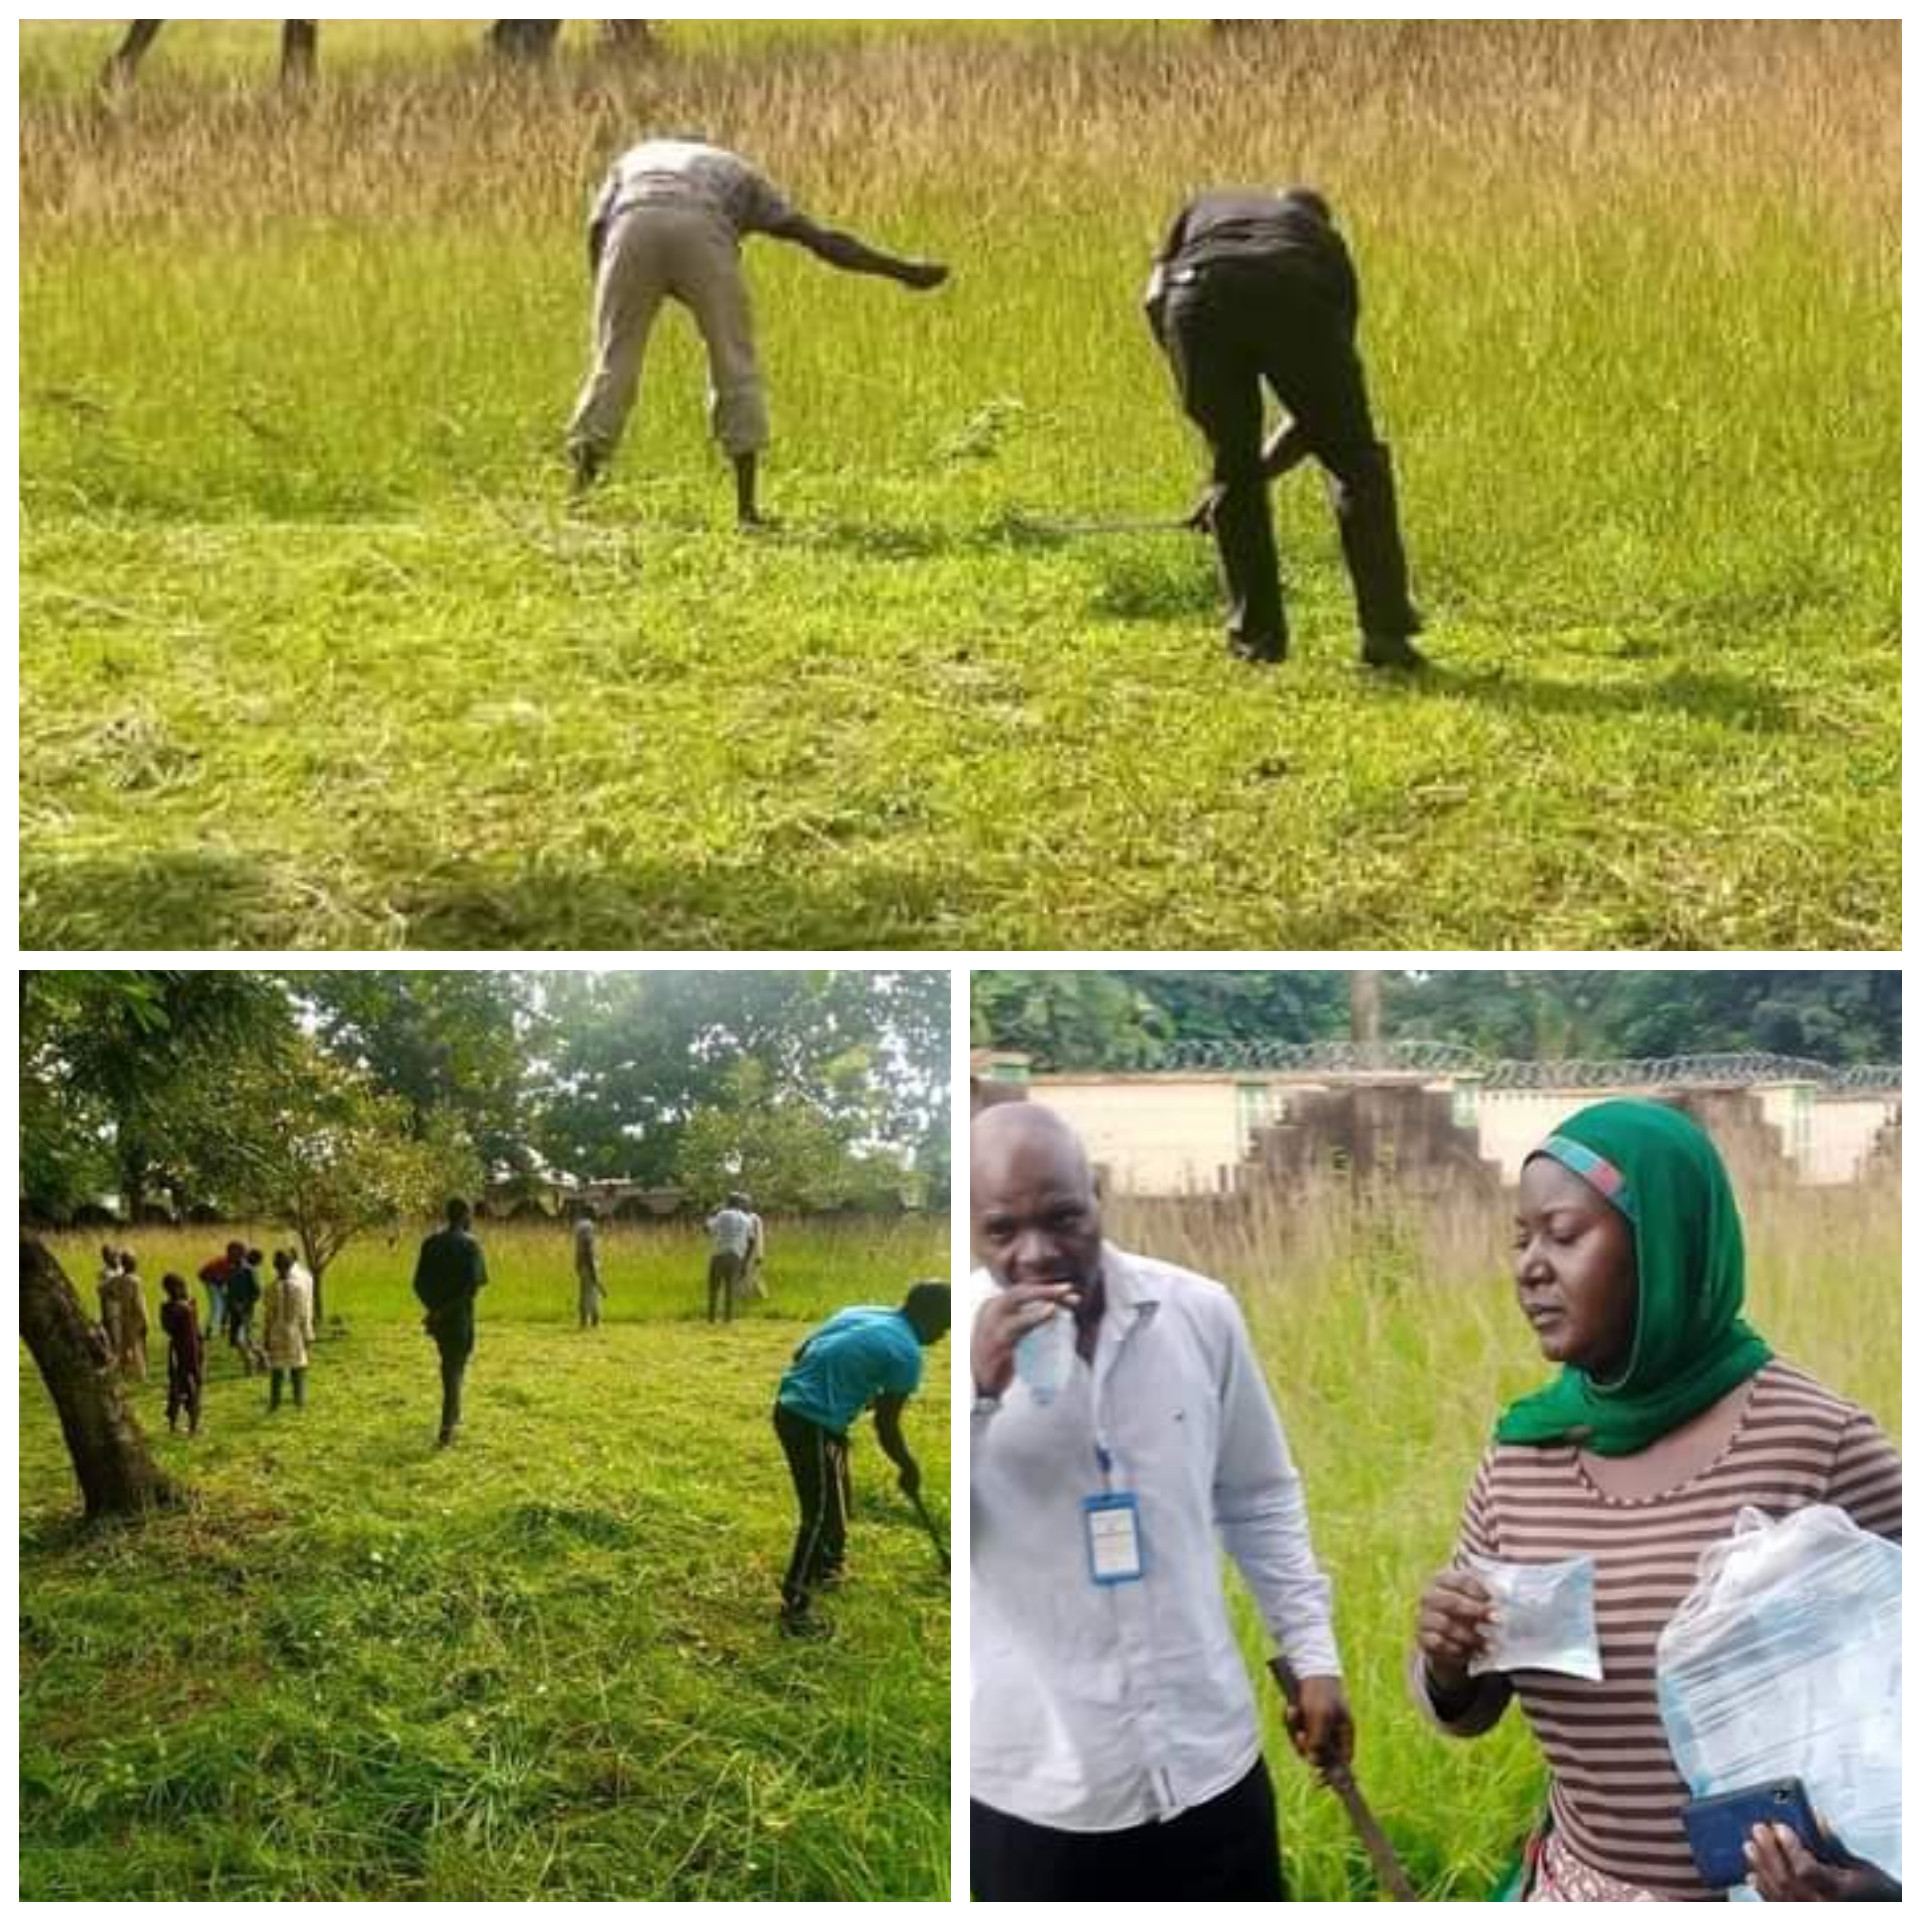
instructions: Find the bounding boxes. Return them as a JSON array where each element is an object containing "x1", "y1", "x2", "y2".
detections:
[
  {"x1": 437, "y1": 1427, "x2": 457, "y2": 1449},
  {"x1": 1229, "y1": 635, "x2": 1287, "y2": 666},
  {"x1": 1362, "y1": 633, "x2": 1429, "y2": 671},
  {"x1": 778, "y1": 1609, "x2": 833, "y2": 1640}
]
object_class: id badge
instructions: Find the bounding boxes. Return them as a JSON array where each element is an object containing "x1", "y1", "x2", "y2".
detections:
[{"x1": 1083, "y1": 1491, "x2": 1146, "y2": 1586}]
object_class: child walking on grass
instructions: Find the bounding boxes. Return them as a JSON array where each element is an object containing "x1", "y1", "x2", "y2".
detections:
[{"x1": 159, "y1": 1273, "x2": 203, "y2": 1436}]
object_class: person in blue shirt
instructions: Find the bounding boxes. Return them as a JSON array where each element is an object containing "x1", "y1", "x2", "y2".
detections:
[{"x1": 773, "y1": 1279, "x2": 950, "y2": 1637}]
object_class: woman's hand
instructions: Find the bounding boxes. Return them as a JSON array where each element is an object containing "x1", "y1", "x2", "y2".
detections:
[
  {"x1": 1416, "y1": 1568, "x2": 1498, "y2": 1698},
  {"x1": 1746, "y1": 1820, "x2": 1900, "y2": 1902}
]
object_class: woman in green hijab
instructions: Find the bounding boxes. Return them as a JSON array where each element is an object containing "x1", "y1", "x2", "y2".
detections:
[{"x1": 1410, "y1": 1100, "x2": 1901, "y2": 1902}]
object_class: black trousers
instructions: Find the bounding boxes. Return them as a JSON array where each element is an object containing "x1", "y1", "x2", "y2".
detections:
[
  {"x1": 708, "y1": 1250, "x2": 742, "y2": 1324},
  {"x1": 971, "y1": 1755, "x2": 1285, "y2": 1902},
  {"x1": 434, "y1": 1325, "x2": 473, "y2": 1436},
  {"x1": 166, "y1": 1356, "x2": 202, "y2": 1429},
  {"x1": 1162, "y1": 258, "x2": 1418, "y2": 651},
  {"x1": 773, "y1": 1403, "x2": 850, "y2": 1613}
]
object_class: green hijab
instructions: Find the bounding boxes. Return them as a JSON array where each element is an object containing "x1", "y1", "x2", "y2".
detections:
[{"x1": 1495, "y1": 1099, "x2": 1772, "y2": 1457}]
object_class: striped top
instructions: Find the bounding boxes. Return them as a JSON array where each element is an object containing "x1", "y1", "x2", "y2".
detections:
[{"x1": 1425, "y1": 1360, "x2": 1902, "y2": 1900}]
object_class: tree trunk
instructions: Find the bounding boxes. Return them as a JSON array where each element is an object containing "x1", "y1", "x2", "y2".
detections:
[
  {"x1": 1349, "y1": 970, "x2": 1383, "y2": 1046},
  {"x1": 119, "y1": 1137, "x2": 150, "y2": 1223},
  {"x1": 19, "y1": 1238, "x2": 181, "y2": 1520},
  {"x1": 603, "y1": 21, "x2": 658, "y2": 56},
  {"x1": 281, "y1": 21, "x2": 319, "y2": 89},
  {"x1": 103, "y1": 20, "x2": 165, "y2": 89},
  {"x1": 490, "y1": 21, "x2": 564, "y2": 63}
]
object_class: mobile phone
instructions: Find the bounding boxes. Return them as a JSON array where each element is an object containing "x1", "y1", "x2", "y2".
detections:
[{"x1": 1682, "y1": 1777, "x2": 1823, "y2": 1889}]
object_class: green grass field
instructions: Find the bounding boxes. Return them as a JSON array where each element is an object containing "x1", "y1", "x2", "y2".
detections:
[
  {"x1": 19, "y1": 1216, "x2": 951, "y2": 1900},
  {"x1": 20, "y1": 20, "x2": 1898, "y2": 947},
  {"x1": 1097, "y1": 1179, "x2": 1901, "y2": 1898}
]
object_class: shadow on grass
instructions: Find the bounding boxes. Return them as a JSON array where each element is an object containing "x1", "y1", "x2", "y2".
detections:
[
  {"x1": 387, "y1": 852, "x2": 966, "y2": 951},
  {"x1": 22, "y1": 844, "x2": 970, "y2": 950},
  {"x1": 25, "y1": 840, "x2": 968, "y2": 951},
  {"x1": 22, "y1": 847, "x2": 283, "y2": 950},
  {"x1": 1412, "y1": 662, "x2": 1799, "y2": 732}
]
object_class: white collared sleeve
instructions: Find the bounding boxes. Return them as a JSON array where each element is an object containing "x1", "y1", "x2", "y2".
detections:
[
  {"x1": 1210, "y1": 1294, "x2": 1343, "y2": 1678},
  {"x1": 966, "y1": 1267, "x2": 1003, "y2": 1479}
]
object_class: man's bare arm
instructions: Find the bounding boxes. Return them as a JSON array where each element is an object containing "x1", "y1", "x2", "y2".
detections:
[{"x1": 768, "y1": 211, "x2": 949, "y2": 289}]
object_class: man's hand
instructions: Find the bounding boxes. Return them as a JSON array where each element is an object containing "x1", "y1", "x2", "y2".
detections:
[
  {"x1": 1182, "y1": 484, "x2": 1222, "y2": 534},
  {"x1": 1286, "y1": 1674, "x2": 1355, "y2": 1779},
  {"x1": 1415, "y1": 1568, "x2": 1497, "y2": 1700},
  {"x1": 1746, "y1": 1819, "x2": 1900, "y2": 1902},
  {"x1": 897, "y1": 259, "x2": 950, "y2": 291},
  {"x1": 971, "y1": 1282, "x2": 1078, "y2": 1399},
  {"x1": 896, "y1": 1457, "x2": 922, "y2": 1500}
]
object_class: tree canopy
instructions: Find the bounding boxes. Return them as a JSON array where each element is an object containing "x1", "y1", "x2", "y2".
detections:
[
  {"x1": 22, "y1": 969, "x2": 949, "y2": 1223},
  {"x1": 971, "y1": 970, "x2": 1899, "y2": 1072}
]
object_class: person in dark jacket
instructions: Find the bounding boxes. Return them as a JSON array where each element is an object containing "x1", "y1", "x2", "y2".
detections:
[
  {"x1": 159, "y1": 1273, "x2": 204, "y2": 1436},
  {"x1": 1146, "y1": 186, "x2": 1425, "y2": 669},
  {"x1": 413, "y1": 1198, "x2": 490, "y2": 1448},
  {"x1": 226, "y1": 1246, "x2": 265, "y2": 1369}
]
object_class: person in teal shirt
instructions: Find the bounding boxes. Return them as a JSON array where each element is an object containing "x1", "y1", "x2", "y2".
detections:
[{"x1": 774, "y1": 1280, "x2": 950, "y2": 1637}]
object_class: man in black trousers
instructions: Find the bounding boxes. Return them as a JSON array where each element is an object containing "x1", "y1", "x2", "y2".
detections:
[
  {"x1": 1147, "y1": 186, "x2": 1425, "y2": 669},
  {"x1": 413, "y1": 1197, "x2": 489, "y2": 1448}
]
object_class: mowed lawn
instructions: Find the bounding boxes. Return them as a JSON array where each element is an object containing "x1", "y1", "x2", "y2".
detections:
[
  {"x1": 20, "y1": 21, "x2": 1899, "y2": 948},
  {"x1": 19, "y1": 1228, "x2": 952, "y2": 1900}
]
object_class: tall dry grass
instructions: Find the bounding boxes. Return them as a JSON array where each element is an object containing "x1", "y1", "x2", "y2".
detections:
[{"x1": 22, "y1": 22, "x2": 1896, "y2": 240}]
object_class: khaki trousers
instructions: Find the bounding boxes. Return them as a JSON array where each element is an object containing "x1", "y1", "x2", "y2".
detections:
[{"x1": 568, "y1": 202, "x2": 770, "y2": 463}]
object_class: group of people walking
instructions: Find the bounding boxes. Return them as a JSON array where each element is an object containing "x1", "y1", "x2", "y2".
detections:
[
  {"x1": 90, "y1": 1197, "x2": 948, "y2": 1635},
  {"x1": 567, "y1": 137, "x2": 1424, "y2": 668},
  {"x1": 94, "y1": 1239, "x2": 316, "y2": 1436},
  {"x1": 968, "y1": 1097, "x2": 1901, "y2": 1903}
]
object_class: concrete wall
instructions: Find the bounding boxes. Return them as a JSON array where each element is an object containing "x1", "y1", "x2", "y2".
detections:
[
  {"x1": 1028, "y1": 1073, "x2": 1900, "y2": 1196},
  {"x1": 1034, "y1": 1075, "x2": 1246, "y2": 1194},
  {"x1": 1795, "y1": 1092, "x2": 1902, "y2": 1184}
]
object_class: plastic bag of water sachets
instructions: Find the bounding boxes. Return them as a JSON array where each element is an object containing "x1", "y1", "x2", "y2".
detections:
[{"x1": 1656, "y1": 1504, "x2": 1901, "y2": 1890}]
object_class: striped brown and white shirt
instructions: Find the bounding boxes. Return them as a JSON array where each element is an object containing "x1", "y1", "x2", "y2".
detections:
[{"x1": 1417, "y1": 1360, "x2": 1902, "y2": 1899}]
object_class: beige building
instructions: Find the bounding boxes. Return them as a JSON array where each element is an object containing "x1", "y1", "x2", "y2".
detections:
[{"x1": 971, "y1": 1054, "x2": 1900, "y2": 1197}]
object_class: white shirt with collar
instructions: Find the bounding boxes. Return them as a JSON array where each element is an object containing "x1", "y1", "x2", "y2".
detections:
[{"x1": 969, "y1": 1243, "x2": 1342, "y2": 1833}]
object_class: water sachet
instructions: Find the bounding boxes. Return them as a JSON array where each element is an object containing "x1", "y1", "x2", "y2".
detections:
[{"x1": 1465, "y1": 1551, "x2": 1604, "y2": 1681}]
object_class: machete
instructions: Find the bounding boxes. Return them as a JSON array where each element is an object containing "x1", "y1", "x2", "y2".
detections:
[{"x1": 1269, "y1": 1654, "x2": 1419, "y2": 1901}]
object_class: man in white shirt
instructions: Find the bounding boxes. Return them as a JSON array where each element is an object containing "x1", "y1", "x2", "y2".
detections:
[
  {"x1": 969, "y1": 1102, "x2": 1352, "y2": 1900},
  {"x1": 567, "y1": 137, "x2": 950, "y2": 524},
  {"x1": 706, "y1": 1191, "x2": 763, "y2": 1324},
  {"x1": 571, "y1": 1209, "x2": 605, "y2": 1330}
]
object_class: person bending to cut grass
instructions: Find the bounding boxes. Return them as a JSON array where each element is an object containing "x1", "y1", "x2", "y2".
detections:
[
  {"x1": 567, "y1": 137, "x2": 950, "y2": 525},
  {"x1": 1146, "y1": 186, "x2": 1425, "y2": 670},
  {"x1": 772, "y1": 1280, "x2": 951, "y2": 1639}
]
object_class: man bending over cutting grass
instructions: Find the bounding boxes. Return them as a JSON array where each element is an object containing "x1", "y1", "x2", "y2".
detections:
[
  {"x1": 772, "y1": 1280, "x2": 951, "y2": 1640},
  {"x1": 1147, "y1": 186, "x2": 1426, "y2": 670},
  {"x1": 567, "y1": 137, "x2": 950, "y2": 525}
]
